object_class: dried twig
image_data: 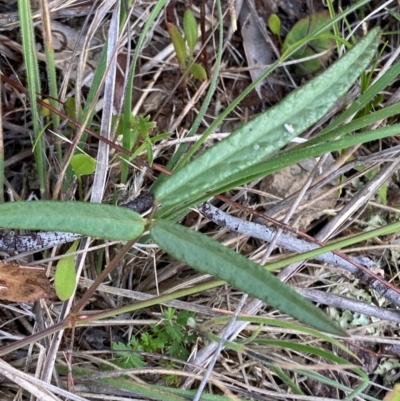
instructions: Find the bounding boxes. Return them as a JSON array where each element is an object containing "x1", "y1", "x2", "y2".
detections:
[{"x1": 198, "y1": 202, "x2": 400, "y2": 309}]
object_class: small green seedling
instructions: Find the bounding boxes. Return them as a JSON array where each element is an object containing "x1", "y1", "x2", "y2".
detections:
[
  {"x1": 117, "y1": 113, "x2": 171, "y2": 181},
  {"x1": 112, "y1": 308, "x2": 197, "y2": 371},
  {"x1": 39, "y1": 98, "x2": 52, "y2": 117},
  {"x1": 167, "y1": 9, "x2": 207, "y2": 82},
  {"x1": 127, "y1": 115, "x2": 171, "y2": 166},
  {"x1": 268, "y1": 13, "x2": 282, "y2": 43},
  {"x1": 282, "y1": 11, "x2": 335, "y2": 74},
  {"x1": 70, "y1": 153, "x2": 97, "y2": 200}
]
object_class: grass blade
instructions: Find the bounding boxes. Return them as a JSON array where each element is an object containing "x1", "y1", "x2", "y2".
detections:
[
  {"x1": 121, "y1": 0, "x2": 168, "y2": 182},
  {"x1": 18, "y1": 0, "x2": 46, "y2": 197}
]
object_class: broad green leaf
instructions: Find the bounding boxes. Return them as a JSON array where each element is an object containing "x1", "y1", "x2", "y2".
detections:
[
  {"x1": 312, "y1": 58, "x2": 400, "y2": 138},
  {"x1": 167, "y1": 22, "x2": 186, "y2": 70},
  {"x1": 70, "y1": 153, "x2": 97, "y2": 176},
  {"x1": 268, "y1": 14, "x2": 281, "y2": 37},
  {"x1": 189, "y1": 63, "x2": 207, "y2": 81},
  {"x1": 282, "y1": 11, "x2": 335, "y2": 74},
  {"x1": 154, "y1": 28, "x2": 381, "y2": 216},
  {"x1": 183, "y1": 9, "x2": 198, "y2": 57},
  {"x1": 0, "y1": 202, "x2": 145, "y2": 240},
  {"x1": 150, "y1": 219, "x2": 347, "y2": 336},
  {"x1": 176, "y1": 124, "x2": 400, "y2": 210},
  {"x1": 153, "y1": 123, "x2": 400, "y2": 220},
  {"x1": 39, "y1": 99, "x2": 51, "y2": 117},
  {"x1": 55, "y1": 240, "x2": 79, "y2": 301}
]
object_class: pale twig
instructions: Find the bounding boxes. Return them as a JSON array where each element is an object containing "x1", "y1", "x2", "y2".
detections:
[
  {"x1": 198, "y1": 202, "x2": 400, "y2": 308},
  {"x1": 260, "y1": 154, "x2": 331, "y2": 265},
  {"x1": 296, "y1": 287, "x2": 400, "y2": 324}
]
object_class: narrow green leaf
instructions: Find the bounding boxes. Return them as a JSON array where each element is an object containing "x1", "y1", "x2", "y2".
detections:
[
  {"x1": 18, "y1": 0, "x2": 46, "y2": 197},
  {"x1": 271, "y1": 366, "x2": 303, "y2": 395},
  {"x1": 0, "y1": 202, "x2": 145, "y2": 240},
  {"x1": 40, "y1": 11, "x2": 61, "y2": 163},
  {"x1": 70, "y1": 154, "x2": 97, "y2": 176},
  {"x1": 189, "y1": 63, "x2": 207, "y2": 81},
  {"x1": 81, "y1": 45, "x2": 107, "y2": 126},
  {"x1": 122, "y1": 0, "x2": 168, "y2": 183},
  {"x1": 100, "y1": 378, "x2": 191, "y2": 401},
  {"x1": 65, "y1": 97, "x2": 84, "y2": 131},
  {"x1": 167, "y1": 22, "x2": 186, "y2": 70},
  {"x1": 154, "y1": 28, "x2": 381, "y2": 215},
  {"x1": 183, "y1": 9, "x2": 198, "y2": 57},
  {"x1": 152, "y1": 0, "x2": 222, "y2": 188},
  {"x1": 150, "y1": 219, "x2": 347, "y2": 336},
  {"x1": 55, "y1": 240, "x2": 79, "y2": 301},
  {"x1": 205, "y1": 315, "x2": 358, "y2": 357},
  {"x1": 146, "y1": 141, "x2": 154, "y2": 165}
]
